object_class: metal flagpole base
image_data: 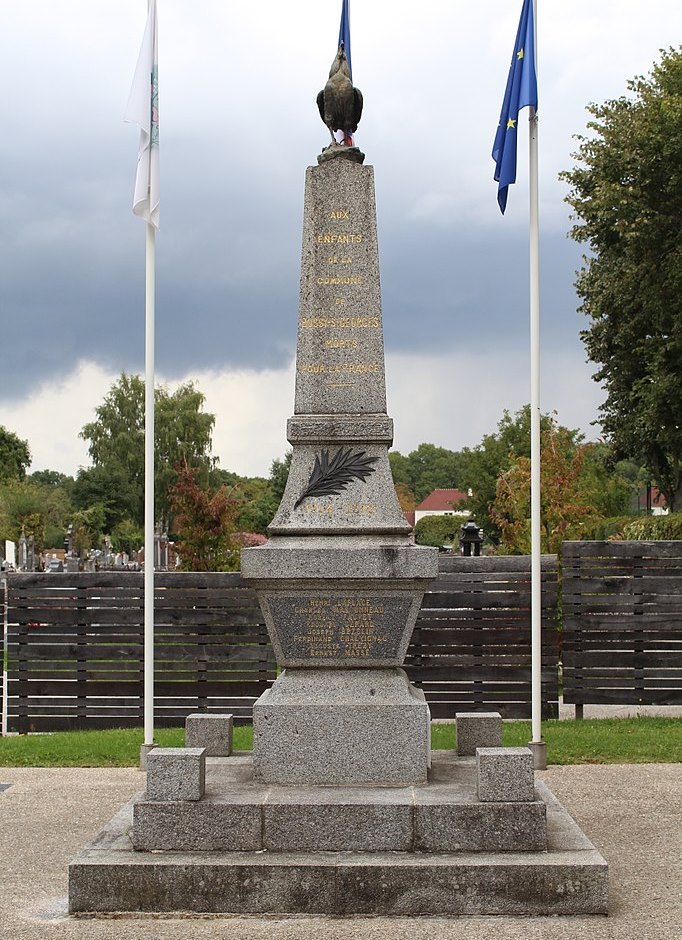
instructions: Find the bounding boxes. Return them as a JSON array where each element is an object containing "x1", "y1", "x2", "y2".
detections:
[
  {"x1": 139, "y1": 743, "x2": 156, "y2": 771},
  {"x1": 528, "y1": 740, "x2": 547, "y2": 771}
]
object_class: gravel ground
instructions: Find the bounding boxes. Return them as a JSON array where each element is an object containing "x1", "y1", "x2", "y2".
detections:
[{"x1": 0, "y1": 763, "x2": 680, "y2": 940}]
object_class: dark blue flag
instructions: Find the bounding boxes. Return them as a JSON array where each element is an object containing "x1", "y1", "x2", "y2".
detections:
[
  {"x1": 492, "y1": 0, "x2": 538, "y2": 213},
  {"x1": 338, "y1": 0, "x2": 352, "y2": 79}
]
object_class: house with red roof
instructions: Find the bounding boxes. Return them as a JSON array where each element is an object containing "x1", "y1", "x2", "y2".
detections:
[{"x1": 414, "y1": 488, "x2": 470, "y2": 524}]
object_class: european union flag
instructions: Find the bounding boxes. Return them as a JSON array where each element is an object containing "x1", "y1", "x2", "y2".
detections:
[
  {"x1": 338, "y1": 0, "x2": 352, "y2": 79},
  {"x1": 492, "y1": 0, "x2": 538, "y2": 214}
]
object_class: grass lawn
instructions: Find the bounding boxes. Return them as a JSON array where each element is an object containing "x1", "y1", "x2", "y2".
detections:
[{"x1": 0, "y1": 717, "x2": 679, "y2": 767}]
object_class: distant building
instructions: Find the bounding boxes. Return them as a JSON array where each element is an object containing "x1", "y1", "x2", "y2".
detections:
[
  {"x1": 414, "y1": 488, "x2": 470, "y2": 524},
  {"x1": 636, "y1": 485, "x2": 669, "y2": 516}
]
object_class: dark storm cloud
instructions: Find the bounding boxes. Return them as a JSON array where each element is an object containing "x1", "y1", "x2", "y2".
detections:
[{"x1": 0, "y1": 121, "x2": 585, "y2": 396}]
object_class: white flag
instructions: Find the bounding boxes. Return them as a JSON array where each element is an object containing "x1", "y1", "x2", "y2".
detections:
[{"x1": 125, "y1": 1, "x2": 159, "y2": 227}]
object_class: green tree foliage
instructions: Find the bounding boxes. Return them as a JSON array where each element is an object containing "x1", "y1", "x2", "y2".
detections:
[
  {"x1": 80, "y1": 373, "x2": 216, "y2": 527},
  {"x1": 0, "y1": 479, "x2": 72, "y2": 549},
  {"x1": 169, "y1": 460, "x2": 240, "y2": 571},
  {"x1": 269, "y1": 451, "x2": 292, "y2": 502},
  {"x1": 491, "y1": 422, "x2": 600, "y2": 554},
  {"x1": 414, "y1": 514, "x2": 461, "y2": 549},
  {"x1": 70, "y1": 504, "x2": 107, "y2": 555},
  {"x1": 561, "y1": 47, "x2": 682, "y2": 508},
  {"x1": 72, "y1": 464, "x2": 139, "y2": 532},
  {"x1": 28, "y1": 469, "x2": 74, "y2": 492},
  {"x1": 389, "y1": 444, "x2": 465, "y2": 503},
  {"x1": 110, "y1": 518, "x2": 144, "y2": 555},
  {"x1": 456, "y1": 407, "x2": 567, "y2": 543},
  {"x1": 0, "y1": 426, "x2": 31, "y2": 483}
]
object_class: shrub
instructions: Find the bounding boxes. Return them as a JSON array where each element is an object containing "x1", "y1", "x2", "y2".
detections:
[
  {"x1": 621, "y1": 513, "x2": 682, "y2": 540},
  {"x1": 414, "y1": 514, "x2": 464, "y2": 549}
]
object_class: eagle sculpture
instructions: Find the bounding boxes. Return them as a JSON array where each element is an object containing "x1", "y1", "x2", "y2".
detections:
[{"x1": 317, "y1": 43, "x2": 363, "y2": 145}]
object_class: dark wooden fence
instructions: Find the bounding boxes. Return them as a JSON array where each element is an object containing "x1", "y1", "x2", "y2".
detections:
[
  {"x1": 407, "y1": 555, "x2": 559, "y2": 719},
  {"x1": 562, "y1": 541, "x2": 682, "y2": 708},
  {"x1": 2, "y1": 558, "x2": 561, "y2": 732},
  {"x1": 4, "y1": 572, "x2": 274, "y2": 732},
  {"x1": 5, "y1": 543, "x2": 681, "y2": 732}
]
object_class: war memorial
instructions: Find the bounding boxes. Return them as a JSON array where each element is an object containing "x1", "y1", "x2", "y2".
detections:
[{"x1": 67, "y1": 45, "x2": 608, "y2": 917}]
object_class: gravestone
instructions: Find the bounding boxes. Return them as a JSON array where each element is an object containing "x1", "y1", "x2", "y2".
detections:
[{"x1": 241, "y1": 154, "x2": 437, "y2": 785}]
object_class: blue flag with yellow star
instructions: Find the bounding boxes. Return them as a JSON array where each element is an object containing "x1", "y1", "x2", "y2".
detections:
[
  {"x1": 492, "y1": 0, "x2": 538, "y2": 213},
  {"x1": 338, "y1": 0, "x2": 352, "y2": 79}
]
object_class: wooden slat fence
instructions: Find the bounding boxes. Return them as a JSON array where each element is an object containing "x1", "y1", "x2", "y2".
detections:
[
  {"x1": 5, "y1": 572, "x2": 274, "y2": 732},
  {"x1": 2, "y1": 558, "x2": 562, "y2": 731},
  {"x1": 405, "y1": 555, "x2": 560, "y2": 719},
  {"x1": 562, "y1": 541, "x2": 682, "y2": 707}
]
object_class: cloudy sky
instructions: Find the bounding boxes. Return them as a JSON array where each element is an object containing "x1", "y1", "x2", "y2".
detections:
[{"x1": 1, "y1": 1, "x2": 680, "y2": 478}]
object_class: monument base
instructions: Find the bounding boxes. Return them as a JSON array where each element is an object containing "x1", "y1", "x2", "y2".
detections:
[
  {"x1": 252, "y1": 668, "x2": 430, "y2": 785},
  {"x1": 68, "y1": 753, "x2": 608, "y2": 916}
]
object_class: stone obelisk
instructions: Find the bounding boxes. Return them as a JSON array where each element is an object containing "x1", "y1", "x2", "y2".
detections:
[{"x1": 241, "y1": 56, "x2": 438, "y2": 785}]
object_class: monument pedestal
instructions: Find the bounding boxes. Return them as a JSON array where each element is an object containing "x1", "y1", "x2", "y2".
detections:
[
  {"x1": 67, "y1": 149, "x2": 607, "y2": 917},
  {"x1": 253, "y1": 668, "x2": 430, "y2": 785},
  {"x1": 68, "y1": 752, "x2": 608, "y2": 915}
]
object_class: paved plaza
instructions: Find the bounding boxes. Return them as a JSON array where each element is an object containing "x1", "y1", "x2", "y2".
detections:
[{"x1": 0, "y1": 762, "x2": 680, "y2": 940}]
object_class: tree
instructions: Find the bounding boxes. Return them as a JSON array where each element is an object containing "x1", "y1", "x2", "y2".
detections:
[
  {"x1": 0, "y1": 479, "x2": 72, "y2": 549},
  {"x1": 394, "y1": 481, "x2": 416, "y2": 513},
  {"x1": 268, "y1": 451, "x2": 292, "y2": 502},
  {"x1": 71, "y1": 464, "x2": 139, "y2": 532},
  {"x1": 491, "y1": 422, "x2": 600, "y2": 554},
  {"x1": 80, "y1": 373, "x2": 216, "y2": 527},
  {"x1": 389, "y1": 444, "x2": 465, "y2": 503},
  {"x1": 169, "y1": 460, "x2": 240, "y2": 571},
  {"x1": 0, "y1": 426, "x2": 31, "y2": 483},
  {"x1": 28, "y1": 469, "x2": 73, "y2": 491},
  {"x1": 457, "y1": 406, "x2": 573, "y2": 543},
  {"x1": 561, "y1": 47, "x2": 682, "y2": 508}
]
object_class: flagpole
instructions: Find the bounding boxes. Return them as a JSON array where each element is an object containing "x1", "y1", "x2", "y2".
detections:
[
  {"x1": 528, "y1": 0, "x2": 546, "y2": 770},
  {"x1": 143, "y1": 219, "x2": 155, "y2": 755}
]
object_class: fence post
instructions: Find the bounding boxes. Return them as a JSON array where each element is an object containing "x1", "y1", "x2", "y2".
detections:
[{"x1": 1, "y1": 577, "x2": 8, "y2": 736}]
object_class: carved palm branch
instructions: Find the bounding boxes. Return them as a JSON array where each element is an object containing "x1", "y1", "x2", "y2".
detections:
[{"x1": 294, "y1": 448, "x2": 379, "y2": 508}]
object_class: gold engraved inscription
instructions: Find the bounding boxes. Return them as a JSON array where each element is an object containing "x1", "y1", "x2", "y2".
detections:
[
  {"x1": 298, "y1": 362, "x2": 380, "y2": 375},
  {"x1": 291, "y1": 599, "x2": 340, "y2": 657},
  {"x1": 328, "y1": 209, "x2": 350, "y2": 220},
  {"x1": 317, "y1": 276, "x2": 363, "y2": 285},
  {"x1": 303, "y1": 500, "x2": 334, "y2": 515},
  {"x1": 289, "y1": 596, "x2": 388, "y2": 659},
  {"x1": 300, "y1": 316, "x2": 380, "y2": 329},
  {"x1": 316, "y1": 233, "x2": 363, "y2": 244},
  {"x1": 325, "y1": 338, "x2": 359, "y2": 349},
  {"x1": 333, "y1": 598, "x2": 388, "y2": 657},
  {"x1": 327, "y1": 256, "x2": 352, "y2": 265}
]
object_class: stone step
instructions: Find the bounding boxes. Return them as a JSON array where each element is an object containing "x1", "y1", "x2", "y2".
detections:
[
  {"x1": 70, "y1": 790, "x2": 607, "y2": 915},
  {"x1": 133, "y1": 753, "x2": 546, "y2": 853}
]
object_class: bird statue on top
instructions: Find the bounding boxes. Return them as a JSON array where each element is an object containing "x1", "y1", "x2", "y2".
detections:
[{"x1": 317, "y1": 42, "x2": 363, "y2": 150}]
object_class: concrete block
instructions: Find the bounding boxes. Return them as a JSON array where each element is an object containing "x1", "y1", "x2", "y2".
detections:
[
  {"x1": 455, "y1": 711, "x2": 502, "y2": 756},
  {"x1": 253, "y1": 668, "x2": 430, "y2": 785},
  {"x1": 264, "y1": 789, "x2": 413, "y2": 852},
  {"x1": 133, "y1": 799, "x2": 262, "y2": 851},
  {"x1": 146, "y1": 747, "x2": 205, "y2": 802},
  {"x1": 415, "y1": 799, "x2": 546, "y2": 852},
  {"x1": 477, "y1": 746, "x2": 535, "y2": 802},
  {"x1": 185, "y1": 713, "x2": 233, "y2": 756}
]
